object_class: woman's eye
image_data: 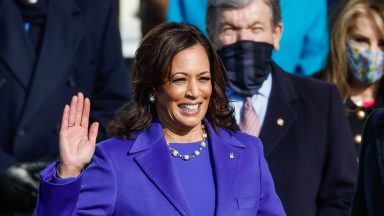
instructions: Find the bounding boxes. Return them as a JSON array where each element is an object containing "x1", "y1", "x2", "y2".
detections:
[
  {"x1": 199, "y1": 77, "x2": 211, "y2": 82},
  {"x1": 378, "y1": 40, "x2": 384, "y2": 49},
  {"x1": 170, "y1": 78, "x2": 187, "y2": 84},
  {"x1": 351, "y1": 36, "x2": 368, "y2": 44}
]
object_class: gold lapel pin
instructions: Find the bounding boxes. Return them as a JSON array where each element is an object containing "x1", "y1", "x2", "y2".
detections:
[
  {"x1": 277, "y1": 118, "x2": 284, "y2": 126},
  {"x1": 230, "y1": 152, "x2": 235, "y2": 159}
]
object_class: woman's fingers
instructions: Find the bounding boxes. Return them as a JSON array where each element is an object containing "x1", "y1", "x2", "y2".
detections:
[
  {"x1": 81, "y1": 98, "x2": 91, "y2": 128},
  {"x1": 60, "y1": 105, "x2": 70, "y2": 132},
  {"x1": 59, "y1": 105, "x2": 71, "y2": 164},
  {"x1": 59, "y1": 93, "x2": 97, "y2": 173},
  {"x1": 68, "y1": 95, "x2": 78, "y2": 127},
  {"x1": 88, "y1": 122, "x2": 99, "y2": 144},
  {"x1": 75, "y1": 92, "x2": 84, "y2": 125}
]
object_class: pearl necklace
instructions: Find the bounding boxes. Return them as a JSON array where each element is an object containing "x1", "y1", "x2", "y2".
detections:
[{"x1": 165, "y1": 124, "x2": 208, "y2": 161}]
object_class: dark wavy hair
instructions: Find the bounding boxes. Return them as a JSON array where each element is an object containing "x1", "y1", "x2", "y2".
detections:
[{"x1": 109, "y1": 22, "x2": 235, "y2": 139}]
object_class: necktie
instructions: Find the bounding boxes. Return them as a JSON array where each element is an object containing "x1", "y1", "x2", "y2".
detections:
[{"x1": 239, "y1": 97, "x2": 261, "y2": 137}]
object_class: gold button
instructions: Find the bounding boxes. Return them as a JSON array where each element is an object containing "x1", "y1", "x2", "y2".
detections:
[
  {"x1": 356, "y1": 110, "x2": 366, "y2": 120},
  {"x1": 277, "y1": 118, "x2": 284, "y2": 126},
  {"x1": 354, "y1": 134, "x2": 362, "y2": 144}
]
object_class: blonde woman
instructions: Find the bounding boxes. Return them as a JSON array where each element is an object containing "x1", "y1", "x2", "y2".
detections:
[{"x1": 315, "y1": 0, "x2": 384, "y2": 154}]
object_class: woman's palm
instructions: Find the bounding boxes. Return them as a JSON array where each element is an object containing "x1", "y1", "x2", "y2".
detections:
[{"x1": 58, "y1": 93, "x2": 99, "y2": 177}]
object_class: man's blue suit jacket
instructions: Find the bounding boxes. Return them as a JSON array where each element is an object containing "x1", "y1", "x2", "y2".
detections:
[{"x1": 33, "y1": 120, "x2": 286, "y2": 216}]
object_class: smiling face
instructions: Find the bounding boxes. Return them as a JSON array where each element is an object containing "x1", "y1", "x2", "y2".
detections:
[
  {"x1": 155, "y1": 44, "x2": 212, "y2": 133},
  {"x1": 211, "y1": 0, "x2": 282, "y2": 49}
]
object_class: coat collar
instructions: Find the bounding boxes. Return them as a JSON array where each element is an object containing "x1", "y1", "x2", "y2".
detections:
[
  {"x1": 130, "y1": 119, "x2": 244, "y2": 215},
  {"x1": 0, "y1": 0, "x2": 36, "y2": 88},
  {"x1": 259, "y1": 63, "x2": 298, "y2": 156},
  {"x1": 205, "y1": 119, "x2": 244, "y2": 215}
]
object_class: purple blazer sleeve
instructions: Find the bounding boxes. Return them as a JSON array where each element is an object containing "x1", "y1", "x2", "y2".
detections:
[{"x1": 33, "y1": 146, "x2": 117, "y2": 216}]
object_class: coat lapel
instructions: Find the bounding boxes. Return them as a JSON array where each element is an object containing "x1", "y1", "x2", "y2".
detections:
[
  {"x1": 131, "y1": 121, "x2": 194, "y2": 216},
  {"x1": 131, "y1": 120, "x2": 245, "y2": 215},
  {"x1": 260, "y1": 64, "x2": 298, "y2": 156},
  {"x1": 205, "y1": 121, "x2": 245, "y2": 215},
  {"x1": 0, "y1": 0, "x2": 36, "y2": 88},
  {"x1": 20, "y1": 0, "x2": 83, "y2": 125}
]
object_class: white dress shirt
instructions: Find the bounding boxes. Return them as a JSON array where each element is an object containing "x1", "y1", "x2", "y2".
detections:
[{"x1": 227, "y1": 74, "x2": 272, "y2": 127}]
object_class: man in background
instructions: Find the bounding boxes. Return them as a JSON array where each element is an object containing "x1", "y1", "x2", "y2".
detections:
[
  {"x1": 206, "y1": 0, "x2": 357, "y2": 215},
  {"x1": 167, "y1": 0, "x2": 329, "y2": 75},
  {"x1": 0, "y1": 0, "x2": 131, "y2": 215}
]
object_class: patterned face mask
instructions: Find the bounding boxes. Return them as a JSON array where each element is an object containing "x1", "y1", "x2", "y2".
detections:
[{"x1": 347, "y1": 42, "x2": 384, "y2": 84}]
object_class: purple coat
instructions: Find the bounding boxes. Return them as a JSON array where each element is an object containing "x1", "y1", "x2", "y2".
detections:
[{"x1": 33, "y1": 120, "x2": 286, "y2": 215}]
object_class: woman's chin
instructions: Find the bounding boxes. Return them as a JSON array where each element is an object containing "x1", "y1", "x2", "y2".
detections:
[{"x1": 173, "y1": 115, "x2": 205, "y2": 129}]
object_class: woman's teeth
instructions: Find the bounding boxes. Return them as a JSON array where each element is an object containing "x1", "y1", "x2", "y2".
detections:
[{"x1": 179, "y1": 104, "x2": 199, "y2": 112}]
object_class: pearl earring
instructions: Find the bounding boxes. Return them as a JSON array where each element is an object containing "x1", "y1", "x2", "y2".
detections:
[{"x1": 149, "y1": 95, "x2": 156, "y2": 103}]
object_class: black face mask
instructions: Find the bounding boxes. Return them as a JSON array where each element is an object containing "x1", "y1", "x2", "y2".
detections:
[{"x1": 217, "y1": 40, "x2": 273, "y2": 96}]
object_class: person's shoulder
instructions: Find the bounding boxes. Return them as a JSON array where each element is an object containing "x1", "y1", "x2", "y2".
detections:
[
  {"x1": 75, "y1": 0, "x2": 112, "y2": 6},
  {"x1": 273, "y1": 66, "x2": 344, "y2": 114},
  {"x1": 232, "y1": 131, "x2": 261, "y2": 143},
  {"x1": 218, "y1": 128, "x2": 262, "y2": 149},
  {"x1": 287, "y1": 72, "x2": 335, "y2": 90},
  {"x1": 361, "y1": 108, "x2": 384, "y2": 152},
  {"x1": 273, "y1": 63, "x2": 333, "y2": 89},
  {"x1": 366, "y1": 108, "x2": 384, "y2": 130},
  {"x1": 96, "y1": 137, "x2": 134, "y2": 154},
  {"x1": 369, "y1": 108, "x2": 384, "y2": 120},
  {"x1": 75, "y1": 0, "x2": 114, "y2": 13},
  {"x1": 275, "y1": 68, "x2": 340, "y2": 103}
]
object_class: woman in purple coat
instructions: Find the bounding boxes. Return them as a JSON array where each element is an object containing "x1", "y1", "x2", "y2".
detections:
[{"x1": 33, "y1": 22, "x2": 285, "y2": 216}]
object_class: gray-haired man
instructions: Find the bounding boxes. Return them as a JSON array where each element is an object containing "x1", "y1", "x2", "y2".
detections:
[{"x1": 206, "y1": 0, "x2": 357, "y2": 215}]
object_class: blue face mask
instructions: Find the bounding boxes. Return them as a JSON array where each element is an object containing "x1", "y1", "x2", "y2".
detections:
[
  {"x1": 347, "y1": 42, "x2": 384, "y2": 84},
  {"x1": 217, "y1": 41, "x2": 273, "y2": 96}
]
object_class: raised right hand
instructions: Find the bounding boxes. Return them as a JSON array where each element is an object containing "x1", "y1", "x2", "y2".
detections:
[{"x1": 58, "y1": 92, "x2": 99, "y2": 178}]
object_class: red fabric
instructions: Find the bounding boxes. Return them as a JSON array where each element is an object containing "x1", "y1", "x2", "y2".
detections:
[{"x1": 363, "y1": 100, "x2": 376, "y2": 108}]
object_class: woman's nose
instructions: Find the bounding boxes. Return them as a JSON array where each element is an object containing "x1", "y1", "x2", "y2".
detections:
[
  {"x1": 185, "y1": 80, "x2": 199, "y2": 98},
  {"x1": 370, "y1": 42, "x2": 382, "y2": 52}
]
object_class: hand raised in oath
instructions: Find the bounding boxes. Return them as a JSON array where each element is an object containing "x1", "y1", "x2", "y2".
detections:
[{"x1": 57, "y1": 92, "x2": 99, "y2": 178}]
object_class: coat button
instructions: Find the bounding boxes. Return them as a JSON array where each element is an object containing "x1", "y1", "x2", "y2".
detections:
[
  {"x1": 68, "y1": 76, "x2": 76, "y2": 87},
  {"x1": 354, "y1": 134, "x2": 362, "y2": 144},
  {"x1": 18, "y1": 129, "x2": 26, "y2": 137},
  {"x1": 356, "y1": 110, "x2": 366, "y2": 120},
  {"x1": 276, "y1": 118, "x2": 284, "y2": 126},
  {"x1": 0, "y1": 78, "x2": 6, "y2": 88}
]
